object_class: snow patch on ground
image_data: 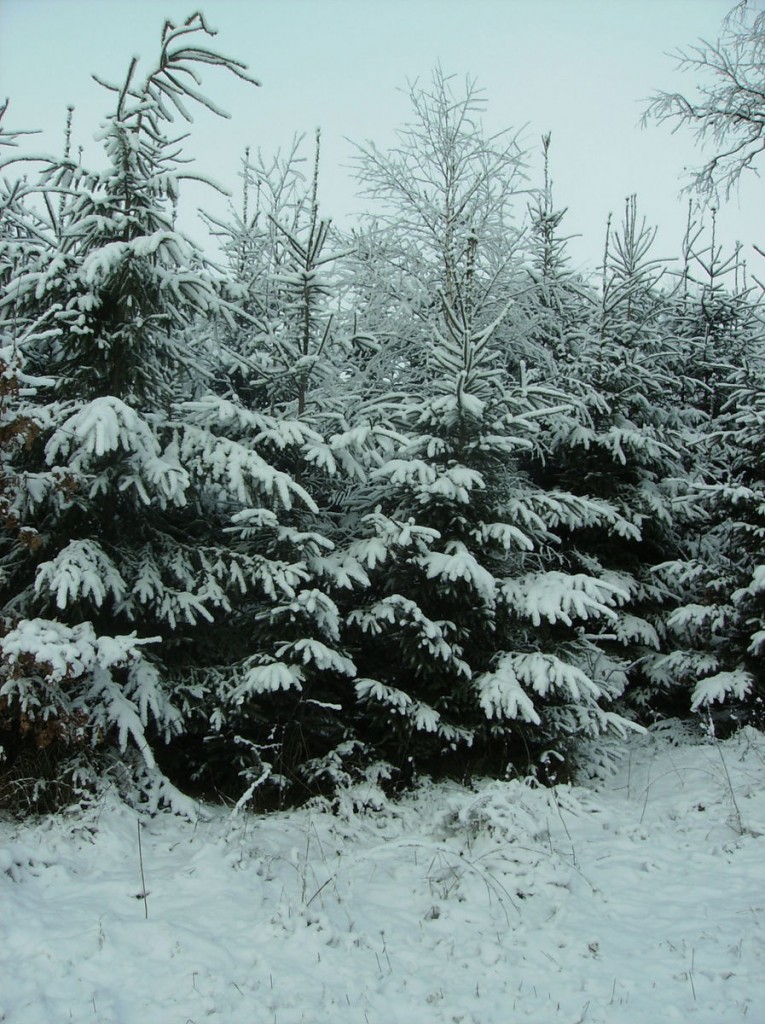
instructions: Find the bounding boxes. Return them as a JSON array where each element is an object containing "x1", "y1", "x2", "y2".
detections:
[{"x1": 1, "y1": 725, "x2": 763, "y2": 1023}]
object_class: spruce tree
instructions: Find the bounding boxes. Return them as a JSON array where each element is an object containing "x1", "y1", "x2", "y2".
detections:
[
  {"x1": 648, "y1": 225, "x2": 765, "y2": 728},
  {"x1": 345, "y1": 283, "x2": 637, "y2": 781},
  {"x1": 190, "y1": 132, "x2": 374, "y2": 804},
  {"x1": 0, "y1": 15, "x2": 326, "y2": 809}
]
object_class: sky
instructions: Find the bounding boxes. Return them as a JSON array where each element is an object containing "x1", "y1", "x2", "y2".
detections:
[{"x1": 0, "y1": 0, "x2": 760, "y2": 273}]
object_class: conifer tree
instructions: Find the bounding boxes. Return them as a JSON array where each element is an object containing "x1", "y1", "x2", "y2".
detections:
[
  {"x1": 647, "y1": 224, "x2": 765, "y2": 727},
  {"x1": 332, "y1": 77, "x2": 653, "y2": 779},
  {"x1": 643, "y1": 6, "x2": 765, "y2": 731},
  {"x1": 521, "y1": 134, "x2": 591, "y2": 369},
  {"x1": 204, "y1": 133, "x2": 348, "y2": 418},
  {"x1": 523, "y1": 196, "x2": 692, "y2": 724},
  {"x1": 0, "y1": 15, "x2": 346, "y2": 808},
  {"x1": 344, "y1": 279, "x2": 640, "y2": 780},
  {"x1": 186, "y1": 131, "x2": 382, "y2": 803}
]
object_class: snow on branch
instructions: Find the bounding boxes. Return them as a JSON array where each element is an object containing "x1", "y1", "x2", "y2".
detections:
[
  {"x1": 34, "y1": 540, "x2": 126, "y2": 611},
  {"x1": 418, "y1": 541, "x2": 497, "y2": 606},
  {"x1": 355, "y1": 677, "x2": 463, "y2": 739},
  {"x1": 46, "y1": 397, "x2": 160, "y2": 465},
  {"x1": 93, "y1": 12, "x2": 260, "y2": 128},
  {"x1": 503, "y1": 572, "x2": 627, "y2": 627},
  {"x1": 0, "y1": 619, "x2": 176, "y2": 767},
  {"x1": 477, "y1": 651, "x2": 601, "y2": 726},
  {"x1": 179, "y1": 425, "x2": 318, "y2": 512},
  {"x1": 691, "y1": 670, "x2": 753, "y2": 711}
]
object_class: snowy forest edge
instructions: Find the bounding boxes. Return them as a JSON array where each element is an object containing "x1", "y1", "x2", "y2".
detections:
[{"x1": 0, "y1": 8, "x2": 764, "y2": 815}]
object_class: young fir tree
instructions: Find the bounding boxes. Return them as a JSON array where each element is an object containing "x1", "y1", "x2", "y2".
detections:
[
  {"x1": 203, "y1": 133, "x2": 347, "y2": 415},
  {"x1": 324, "y1": 75, "x2": 650, "y2": 781},
  {"x1": 0, "y1": 100, "x2": 47, "y2": 306},
  {"x1": 667, "y1": 208, "x2": 755, "y2": 420},
  {"x1": 643, "y1": 8, "x2": 765, "y2": 731},
  {"x1": 520, "y1": 134, "x2": 592, "y2": 369},
  {"x1": 0, "y1": 16, "x2": 260, "y2": 806},
  {"x1": 0, "y1": 16, "x2": 355, "y2": 809},
  {"x1": 192, "y1": 133, "x2": 381, "y2": 803},
  {"x1": 523, "y1": 196, "x2": 692, "y2": 726},
  {"x1": 647, "y1": 223, "x2": 765, "y2": 728},
  {"x1": 342, "y1": 264, "x2": 640, "y2": 782},
  {"x1": 659, "y1": 367, "x2": 765, "y2": 730}
]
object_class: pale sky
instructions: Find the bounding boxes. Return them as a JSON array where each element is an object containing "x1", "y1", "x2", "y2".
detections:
[{"x1": 0, "y1": 0, "x2": 759, "y2": 272}]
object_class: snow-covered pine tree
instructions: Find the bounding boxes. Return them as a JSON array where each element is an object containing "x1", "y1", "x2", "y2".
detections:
[
  {"x1": 203, "y1": 134, "x2": 339, "y2": 412},
  {"x1": 161, "y1": 392, "x2": 360, "y2": 806},
  {"x1": 523, "y1": 196, "x2": 690, "y2": 727},
  {"x1": 345, "y1": 278, "x2": 637, "y2": 781},
  {"x1": 520, "y1": 135, "x2": 592, "y2": 369},
  {"x1": 642, "y1": 8, "x2": 765, "y2": 732},
  {"x1": 263, "y1": 131, "x2": 348, "y2": 417},
  {"x1": 649, "y1": 368, "x2": 765, "y2": 731},
  {"x1": 0, "y1": 100, "x2": 45, "y2": 306},
  {"x1": 184, "y1": 133, "x2": 383, "y2": 804},
  {"x1": 0, "y1": 15, "x2": 329, "y2": 809},
  {"x1": 647, "y1": 225, "x2": 765, "y2": 728},
  {"x1": 668, "y1": 208, "x2": 756, "y2": 419},
  {"x1": 320, "y1": 77, "x2": 649, "y2": 781},
  {"x1": 0, "y1": 101, "x2": 79, "y2": 805}
]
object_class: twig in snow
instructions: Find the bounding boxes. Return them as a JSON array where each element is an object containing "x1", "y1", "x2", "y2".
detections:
[
  {"x1": 551, "y1": 786, "x2": 577, "y2": 867},
  {"x1": 710, "y1": 727, "x2": 746, "y2": 836},
  {"x1": 136, "y1": 820, "x2": 149, "y2": 920}
]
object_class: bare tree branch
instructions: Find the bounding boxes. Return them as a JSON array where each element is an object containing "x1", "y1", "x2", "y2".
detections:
[{"x1": 645, "y1": 6, "x2": 765, "y2": 199}]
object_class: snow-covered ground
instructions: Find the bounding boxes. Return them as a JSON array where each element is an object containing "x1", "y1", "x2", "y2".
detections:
[{"x1": 2, "y1": 724, "x2": 763, "y2": 1024}]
